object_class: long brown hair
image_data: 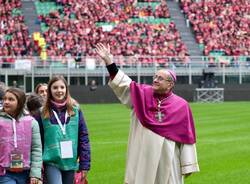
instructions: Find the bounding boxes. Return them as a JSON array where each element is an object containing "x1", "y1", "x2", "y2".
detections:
[
  {"x1": 4, "y1": 88, "x2": 26, "y2": 119},
  {"x1": 42, "y1": 75, "x2": 77, "y2": 119}
]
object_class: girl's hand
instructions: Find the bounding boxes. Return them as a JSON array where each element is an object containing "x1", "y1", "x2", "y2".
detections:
[
  {"x1": 30, "y1": 177, "x2": 42, "y2": 184},
  {"x1": 81, "y1": 170, "x2": 88, "y2": 183}
]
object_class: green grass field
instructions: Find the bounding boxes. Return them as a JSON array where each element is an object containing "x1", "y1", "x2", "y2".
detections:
[{"x1": 81, "y1": 102, "x2": 250, "y2": 184}]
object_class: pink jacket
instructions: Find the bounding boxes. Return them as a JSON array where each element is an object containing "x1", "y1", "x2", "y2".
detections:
[{"x1": 0, "y1": 114, "x2": 32, "y2": 175}]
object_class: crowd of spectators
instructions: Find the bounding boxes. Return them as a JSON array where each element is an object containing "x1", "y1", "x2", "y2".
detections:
[
  {"x1": 137, "y1": 0, "x2": 162, "y2": 2},
  {"x1": 180, "y1": 0, "x2": 250, "y2": 56},
  {"x1": 0, "y1": 0, "x2": 189, "y2": 67},
  {"x1": 1, "y1": 0, "x2": 249, "y2": 67},
  {"x1": 0, "y1": 0, "x2": 35, "y2": 59},
  {"x1": 37, "y1": 0, "x2": 187, "y2": 66}
]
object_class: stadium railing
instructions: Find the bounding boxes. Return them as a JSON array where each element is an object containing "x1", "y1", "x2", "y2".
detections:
[{"x1": 0, "y1": 55, "x2": 250, "y2": 89}]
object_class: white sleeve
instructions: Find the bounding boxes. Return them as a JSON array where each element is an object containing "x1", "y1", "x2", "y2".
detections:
[
  {"x1": 108, "y1": 70, "x2": 132, "y2": 108},
  {"x1": 180, "y1": 143, "x2": 200, "y2": 174}
]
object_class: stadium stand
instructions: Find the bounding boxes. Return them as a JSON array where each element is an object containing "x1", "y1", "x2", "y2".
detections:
[
  {"x1": 34, "y1": 0, "x2": 188, "y2": 65},
  {"x1": 0, "y1": 0, "x2": 35, "y2": 58},
  {"x1": 0, "y1": 0, "x2": 250, "y2": 98},
  {"x1": 179, "y1": 0, "x2": 250, "y2": 57}
]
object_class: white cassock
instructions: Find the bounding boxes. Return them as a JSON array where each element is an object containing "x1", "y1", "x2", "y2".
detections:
[{"x1": 109, "y1": 70, "x2": 199, "y2": 184}]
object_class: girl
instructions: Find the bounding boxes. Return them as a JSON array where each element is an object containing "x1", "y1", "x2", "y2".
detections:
[
  {"x1": 37, "y1": 75, "x2": 90, "y2": 184},
  {"x1": 0, "y1": 88, "x2": 42, "y2": 184},
  {"x1": 35, "y1": 83, "x2": 48, "y2": 102}
]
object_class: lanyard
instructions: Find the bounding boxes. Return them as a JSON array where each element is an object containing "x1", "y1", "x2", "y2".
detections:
[
  {"x1": 52, "y1": 110, "x2": 68, "y2": 135},
  {"x1": 12, "y1": 118, "x2": 17, "y2": 148}
]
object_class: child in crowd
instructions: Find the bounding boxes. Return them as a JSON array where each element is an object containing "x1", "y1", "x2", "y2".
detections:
[
  {"x1": 35, "y1": 83, "x2": 48, "y2": 102},
  {"x1": 26, "y1": 93, "x2": 44, "y2": 117},
  {"x1": 36, "y1": 75, "x2": 90, "y2": 184},
  {"x1": 0, "y1": 88, "x2": 42, "y2": 184},
  {"x1": 26, "y1": 93, "x2": 45, "y2": 150}
]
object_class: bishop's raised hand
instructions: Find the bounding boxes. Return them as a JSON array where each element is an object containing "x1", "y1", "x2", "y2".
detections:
[{"x1": 95, "y1": 43, "x2": 113, "y2": 66}]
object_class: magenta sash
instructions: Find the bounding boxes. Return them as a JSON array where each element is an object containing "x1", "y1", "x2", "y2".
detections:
[{"x1": 130, "y1": 81, "x2": 196, "y2": 144}]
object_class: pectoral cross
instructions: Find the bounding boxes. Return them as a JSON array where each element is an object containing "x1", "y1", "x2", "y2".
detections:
[{"x1": 155, "y1": 100, "x2": 164, "y2": 122}]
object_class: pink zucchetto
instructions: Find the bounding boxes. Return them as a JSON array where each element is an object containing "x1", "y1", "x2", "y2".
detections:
[{"x1": 166, "y1": 69, "x2": 176, "y2": 82}]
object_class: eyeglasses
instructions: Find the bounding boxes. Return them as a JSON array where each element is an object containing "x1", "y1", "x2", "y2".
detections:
[{"x1": 153, "y1": 75, "x2": 172, "y2": 82}]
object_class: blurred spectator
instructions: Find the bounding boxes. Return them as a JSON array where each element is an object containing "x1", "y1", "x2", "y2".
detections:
[
  {"x1": 89, "y1": 80, "x2": 97, "y2": 91},
  {"x1": 0, "y1": 82, "x2": 7, "y2": 110},
  {"x1": 12, "y1": 80, "x2": 18, "y2": 88}
]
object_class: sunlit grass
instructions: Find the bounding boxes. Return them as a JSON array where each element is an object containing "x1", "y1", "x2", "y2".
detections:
[{"x1": 81, "y1": 102, "x2": 250, "y2": 184}]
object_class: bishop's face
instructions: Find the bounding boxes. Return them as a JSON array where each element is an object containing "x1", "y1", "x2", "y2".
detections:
[{"x1": 152, "y1": 70, "x2": 174, "y2": 94}]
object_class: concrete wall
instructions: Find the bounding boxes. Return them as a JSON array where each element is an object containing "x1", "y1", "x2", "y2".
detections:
[
  {"x1": 218, "y1": 84, "x2": 250, "y2": 101},
  {"x1": 70, "y1": 86, "x2": 118, "y2": 104},
  {"x1": 69, "y1": 84, "x2": 250, "y2": 103}
]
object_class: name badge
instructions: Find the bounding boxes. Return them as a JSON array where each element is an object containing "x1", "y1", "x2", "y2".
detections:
[
  {"x1": 60, "y1": 140, "x2": 73, "y2": 159},
  {"x1": 10, "y1": 152, "x2": 23, "y2": 172}
]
